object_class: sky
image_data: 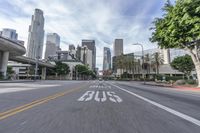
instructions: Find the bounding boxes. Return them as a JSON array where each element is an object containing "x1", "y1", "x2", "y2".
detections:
[{"x1": 0, "y1": 0, "x2": 173, "y2": 70}]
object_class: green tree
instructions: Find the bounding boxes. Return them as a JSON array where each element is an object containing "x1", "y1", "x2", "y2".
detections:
[
  {"x1": 171, "y1": 55, "x2": 194, "y2": 79},
  {"x1": 75, "y1": 64, "x2": 95, "y2": 79},
  {"x1": 150, "y1": 0, "x2": 200, "y2": 87},
  {"x1": 7, "y1": 66, "x2": 14, "y2": 75},
  {"x1": 7, "y1": 66, "x2": 14, "y2": 79},
  {"x1": 55, "y1": 61, "x2": 70, "y2": 79},
  {"x1": 115, "y1": 55, "x2": 124, "y2": 78}
]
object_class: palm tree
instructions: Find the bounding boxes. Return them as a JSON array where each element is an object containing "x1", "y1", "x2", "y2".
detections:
[
  {"x1": 151, "y1": 52, "x2": 164, "y2": 75},
  {"x1": 116, "y1": 55, "x2": 124, "y2": 78}
]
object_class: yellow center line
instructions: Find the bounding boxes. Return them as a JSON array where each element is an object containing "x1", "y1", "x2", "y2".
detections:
[{"x1": 0, "y1": 84, "x2": 89, "y2": 121}]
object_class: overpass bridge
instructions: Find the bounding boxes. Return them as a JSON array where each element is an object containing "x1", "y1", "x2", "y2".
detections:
[
  {"x1": 0, "y1": 36, "x2": 55, "y2": 79},
  {"x1": 10, "y1": 56, "x2": 55, "y2": 68},
  {"x1": 0, "y1": 36, "x2": 26, "y2": 77},
  {"x1": 10, "y1": 56, "x2": 55, "y2": 80}
]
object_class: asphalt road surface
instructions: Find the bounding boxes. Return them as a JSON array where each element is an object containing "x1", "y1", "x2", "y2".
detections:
[{"x1": 0, "y1": 80, "x2": 200, "y2": 133}]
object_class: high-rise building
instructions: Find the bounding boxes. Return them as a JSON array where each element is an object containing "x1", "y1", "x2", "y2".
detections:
[
  {"x1": 114, "y1": 39, "x2": 123, "y2": 56},
  {"x1": 1, "y1": 28, "x2": 18, "y2": 40},
  {"x1": 76, "y1": 45, "x2": 82, "y2": 61},
  {"x1": 45, "y1": 33, "x2": 60, "y2": 59},
  {"x1": 27, "y1": 9, "x2": 45, "y2": 59},
  {"x1": 68, "y1": 44, "x2": 76, "y2": 59},
  {"x1": 103, "y1": 47, "x2": 111, "y2": 71},
  {"x1": 69, "y1": 44, "x2": 75, "y2": 51},
  {"x1": 80, "y1": 46, "x2": 93, "y2": 70},
  {"x1": 82, "y1": 40, "x2": 96, "y2": 70}
]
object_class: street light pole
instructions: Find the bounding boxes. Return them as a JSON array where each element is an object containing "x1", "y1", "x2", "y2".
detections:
[{"x1": 132, "y1": 43, "x2": 145, "y2": 84}]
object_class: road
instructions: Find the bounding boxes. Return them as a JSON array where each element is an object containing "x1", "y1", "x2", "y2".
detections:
[{"x1": 0, "y1": 80, "x2": 200, "y2": 133}]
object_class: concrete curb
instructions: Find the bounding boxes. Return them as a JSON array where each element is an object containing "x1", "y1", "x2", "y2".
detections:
[
  {"x1": 143, "y1": 82, "x2": 200, "y2": 91},
  {"x1": 143, "y1": 82, "x2": 172, "y2": 88}
]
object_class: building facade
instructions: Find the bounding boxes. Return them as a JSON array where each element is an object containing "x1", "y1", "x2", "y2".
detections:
[
  {"x1": 82, "y1": 40, "x2": 96, "y2": 70},
  {"x1": 134, "y1": 48, "x2": 188, "y2": 64},
  {"x1": 80, "y1": 46, "x2": 93, "y2": 70},
  {"x1": 103, "y1": 47, "x2": 111, "y2": 71},
  {"x1": 0, "y1": 28, "x2": 18, "y2": 40},
  {"x1": 45, "y1": 33, "x2": 60, "y2": 59},
  {"x1": 27, "y1": 9, "x2": 45, "y2": 59},
  {"x1": 68, "y1": 44, "x2": 76, "y2": 59},
  {"x1": 113, "y1": 39, "x2": 123, "y2": 56},
  {"x1": 76, "y1": 45, "x2": 82, "y2": 61}
]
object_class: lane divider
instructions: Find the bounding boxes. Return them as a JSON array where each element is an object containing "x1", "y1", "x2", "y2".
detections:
[{"x1": 0, "y1": 84, "x2": 89, "y2": 121}]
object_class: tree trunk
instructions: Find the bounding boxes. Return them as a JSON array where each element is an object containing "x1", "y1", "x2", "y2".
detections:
[
  {"x1": 194, "y1": 61, "x2": 200, "y2": 87},
  {"x1": 157, "y1": 63, "x2": 159, "y2": 75},
  {"x1": 189, "y1": 51, "x2": 200, "y2": 87}
]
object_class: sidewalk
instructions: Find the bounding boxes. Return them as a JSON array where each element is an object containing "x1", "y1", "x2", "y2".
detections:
[
  {"x1": 0, "y1": 80, "x2": 35, "y2": 83},
  {"x1": 143, "y1": 81, "x2": 200, "y2": 92}
]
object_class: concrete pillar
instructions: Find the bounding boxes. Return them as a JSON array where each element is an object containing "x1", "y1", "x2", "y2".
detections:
[
  {"x1": 0, "y1": 51, "x2": 9, "y2": 78},
  {"x1": 41, "y1": 67, "x2": 46, "y2": 80}
]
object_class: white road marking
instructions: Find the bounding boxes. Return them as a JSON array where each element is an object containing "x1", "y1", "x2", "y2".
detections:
[
  {"x1": 107, "y1": 91, "x2": 123, "y2": 103},
  {"x1": 89, "y1": 85, "x2": 111, "y2": 89},
  {"x1": 20, "y1": 121, "x2": 27, "y2": 126},
  {"x1": 0, "y1": 85, "x2": 60, "y2": 94},
  {"x1": 78, "y1": 91, "x2": 95, "y2": 101},
  {"x1": 78, "y1": 90, "x2": 122, "y2": 103},
  {"x1": 110, "y1": 83, "x2": 200, "y2": 127},
  {"x1": 94, "y1": 91, "x2": 107, "y2": 102}
]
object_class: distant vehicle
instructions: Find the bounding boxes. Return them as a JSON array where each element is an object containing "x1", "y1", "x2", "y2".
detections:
[{"x1": 99, "y1": 78, "x2": 102, "y2": 81}]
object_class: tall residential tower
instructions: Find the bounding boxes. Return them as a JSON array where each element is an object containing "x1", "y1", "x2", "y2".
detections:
[{"x1": 27, "y1": 9, "x2": 45, "y2": 59}]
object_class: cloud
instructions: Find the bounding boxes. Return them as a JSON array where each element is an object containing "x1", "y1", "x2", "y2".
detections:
[{"x1": 0, "y1": 0, "x2": 167, "y2": 70}]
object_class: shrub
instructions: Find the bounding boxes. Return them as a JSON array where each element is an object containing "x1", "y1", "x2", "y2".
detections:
[
  {"x1": 174, "y1": 80, "x2": 186, "y2": 85},
  {"x1": 0, "y1": 73, "x2": 4, "y2": 80},
  {"x1": 187, "y1": 80, "x2": 197, "y2": 85}
]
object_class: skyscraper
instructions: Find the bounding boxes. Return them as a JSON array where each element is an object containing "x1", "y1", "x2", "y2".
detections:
[
  {"x1": 103, "y1": 47, "x2": 111, "y2": 71},
  {"x1": 45, "y1": 33, "x2": 60, "y2": 59},
  {"x1": 114, "y1": 39, "x2": 123, "y2": 56},
  {"x1": 76, "y1": 45, "x2": 82, "y2": 61},
  {"x1": 80, "y1": 46, "x2": 93, "y2": 70},
  {"x1": 69, "y1": 44, "x2": 75, "y2": 51},
  {"x1": 27, "y1": 9, "x2": 45, "y2": 59},
  {"x1": 82, "y1": 40, "x2": 96, "y2": 70}
]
